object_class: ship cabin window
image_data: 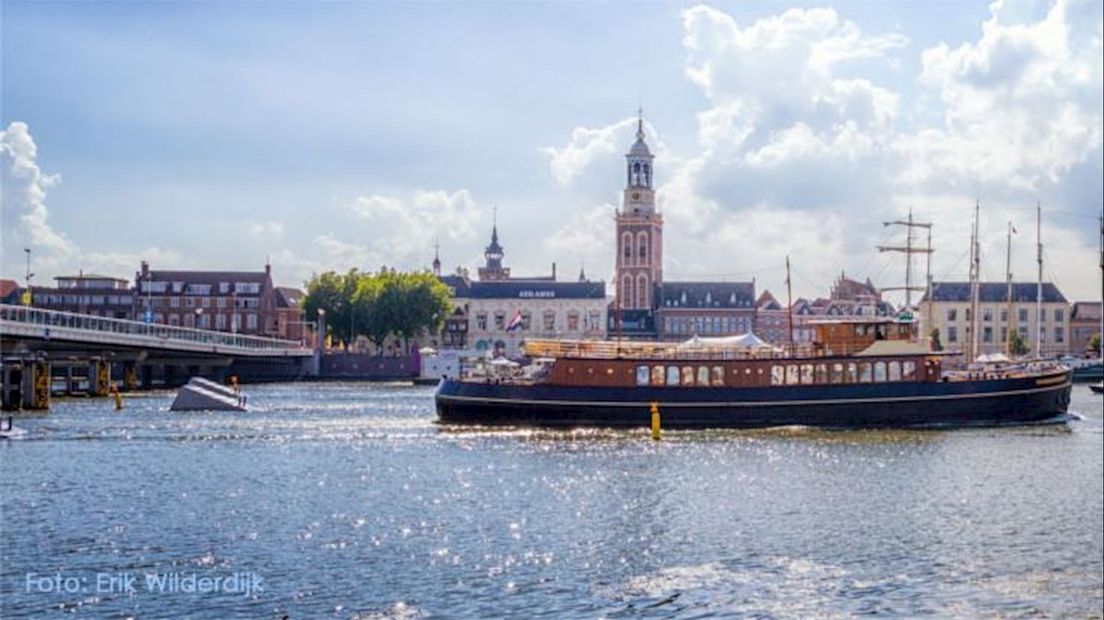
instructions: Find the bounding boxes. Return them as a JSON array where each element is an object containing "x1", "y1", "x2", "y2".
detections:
[
  {"x1": 636, "y1": 366, "x2": 650, "y2": 386},
  {"x1": 682, "y1": 366, "x2": 694, "y2": 386},
  {"x1": 652, "y1": 365, "x2": 665, "y2": 386},
  {"x1": 815, "y1": 364, "x2": 828, "y2": 384},
  {"x1": 888, "y1": 361, "x2": 901, "y2": 381},
  {"x1": 903, "y1": 361, "x2": 917, "y2": 380},
  {"x1": 785, "y1": 365, "x2": 800, "y2": 385},
  {"x1": 874, "y1": 361, "x2": 887, "y2": 382},
  {"x1": 667, "y1": 366, "x2": 681, "y2": 386},
  {"x1": 830, "y1": 363, "x2": 844, "y2": 384},
  {"x1": 859, "y1": 363, "x2": 873, "y2": 383},
  {"x1": 771, "y1": 365, "x2": 784, "y2": 386},
  {"x1": 712, "y1": 366, "x2": 724, "y2": 386},
  {"x1": 846, "y1": 363, "x2": 858, "y2": 383},
  {"x1": 697, "y1": 366, "x2": 710, "y2": 386},
  {"x1": 855, "y1": 325, "x2": 867, "y2": 337},
  {"x1": 800, "y1": 364, "x2": 814, "y2": 385}
]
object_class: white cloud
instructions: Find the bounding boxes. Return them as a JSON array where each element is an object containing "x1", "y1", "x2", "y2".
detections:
[
  {"x1": 249, "y1": 220, "x2": 285, "y2": 237},
  {"x1": 348, "y1": 189, "x2": 482, "y2": 267},
  {"x1": 541, "y1": 119, "x2": 638, "y2": 187},
  {"x1": 1, "y1": 122, "x2": 77, "y2": 274}
]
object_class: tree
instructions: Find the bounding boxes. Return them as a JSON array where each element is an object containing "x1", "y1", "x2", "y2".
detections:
[
  {"x1": 303, "y1": 269, "x2": 360, "y2": 347},
  {"x1": 1089, "y1": 332, "x2": 1101, "y2": 356},
  {"x1": 392, "y1": 272, "x2": 451, "y2": 352},
  {"x1": 929, "y1": 328, "x2": 943, "y2": 352},
  {"x1": 1008, "y1": 328, "x2": 1030, "y2": 357}
]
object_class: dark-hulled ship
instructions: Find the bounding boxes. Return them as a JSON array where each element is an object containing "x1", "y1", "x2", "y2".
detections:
[{"x1": 435, "y1": 319, "x2": 1072, "y2": 429}]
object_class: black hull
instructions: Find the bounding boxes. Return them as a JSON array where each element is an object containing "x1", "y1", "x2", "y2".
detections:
[{"x1": 435, "y1": 372, "x2": 1072, "y2": 430}]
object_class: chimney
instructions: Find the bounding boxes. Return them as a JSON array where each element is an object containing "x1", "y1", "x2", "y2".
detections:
[
  {"x1": 140, "y1": 260, "x2": 149, "y2": 279},
  {"x1": 552, "y1": 262, "x2": 557, "y2": 280}
]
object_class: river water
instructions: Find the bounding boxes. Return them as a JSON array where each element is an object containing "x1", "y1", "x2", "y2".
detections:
[{"x1": 1, "y1": 383, "x2": 1101, "y2": 618}]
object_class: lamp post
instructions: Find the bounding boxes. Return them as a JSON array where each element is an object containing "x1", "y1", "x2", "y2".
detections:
[{"x1": 22, "y1": 248, "x2": 33, "y2": 306}]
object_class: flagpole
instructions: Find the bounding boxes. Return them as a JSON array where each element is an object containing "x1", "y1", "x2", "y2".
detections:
[
  {"x1": 786, "y1": 255, "x2": 795, "y2": 358},
  {"x1": 1006, "y1": 221, "x2": 1014, "y2": 356}
]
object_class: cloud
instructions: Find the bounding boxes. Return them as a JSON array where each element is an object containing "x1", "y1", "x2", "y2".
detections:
[
  {"x1": 249, "y1": 220, "x2": 285, "y2": 236},
  {"x1": 543, "y1": 203, "x2": 616, "y2": 279},
  {"x1": 541, "y1": 119, "x2": 638, "y2": 187},
  {"x1": 348, "y1": 189, "x2": 482, "y2": 264},
  {"x1": 1, "y1": 122, "x2": 77, "y2": 274}
]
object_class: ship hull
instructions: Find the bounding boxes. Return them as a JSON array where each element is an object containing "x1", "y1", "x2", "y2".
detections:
[{"x1": 435, "y1": 371, "x2": 1072, "y2": 429}]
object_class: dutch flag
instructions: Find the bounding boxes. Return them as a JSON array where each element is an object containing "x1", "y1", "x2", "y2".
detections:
[{"x1": 506, "y1": 310, "x2": 523, "y2": 332}]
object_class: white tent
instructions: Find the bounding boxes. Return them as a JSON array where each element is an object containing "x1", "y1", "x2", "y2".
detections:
[
  {"x1": 679, "y1": 332, "x2": 779, "y2": 352},
  {"x1": 976, "y1": 352, "x2": 1012, "y2": 364}
]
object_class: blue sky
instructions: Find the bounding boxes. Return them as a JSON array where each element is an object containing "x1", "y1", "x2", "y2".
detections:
[{"x1": 2, "y1": 0, "x2": 1101, "y2": 303}]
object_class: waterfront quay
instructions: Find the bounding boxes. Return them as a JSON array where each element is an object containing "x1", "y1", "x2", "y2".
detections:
[{"x1": 1, "y1": 382, "x2": 1101, "y2": 617}]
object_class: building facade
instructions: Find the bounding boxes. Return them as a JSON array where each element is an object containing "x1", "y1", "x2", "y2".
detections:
[
  {"x1": 921, "y1": 282, "x2": 1069, "y2": 358},
  {"x1": 1070, "y1": 301, "x2": 1102, "y2": 355},
  {"x1": 25, "y1": 274, "x2": 135, "y2": 319},
  {"x1": 135, "y1": 262, "x2": 280, "y2": 337}
]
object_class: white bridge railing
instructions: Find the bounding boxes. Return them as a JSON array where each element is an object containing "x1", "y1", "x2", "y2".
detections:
[{"x1": 0, "y1": 304, "x2": 312, "y2": 357}]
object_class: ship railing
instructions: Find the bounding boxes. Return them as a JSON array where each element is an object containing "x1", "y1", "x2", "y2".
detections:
[{"x1": 523, "y1": 339, "x2": 856, "y2": 362}]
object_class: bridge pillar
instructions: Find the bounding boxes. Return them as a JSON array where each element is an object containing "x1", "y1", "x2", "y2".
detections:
[
  {"x1": 27, "y1": 361, "x2": 50, "y2": 409},
  {"x1": 2, "y1": 360, "x2": 24, "y2": 411},
  {"x1": 122, "y1": 362, "x2": 139, "y2": 392},
  {"x1": 141, "y1": 365, "x2": 153, "y2": 389},
  {"x1": 90, "y1": 359, "x2": 111, "y2": 397}
]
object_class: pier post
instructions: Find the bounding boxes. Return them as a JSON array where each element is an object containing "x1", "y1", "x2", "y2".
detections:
[
  {"x1": 2, "y1": 361, "x2": 23, "y2": 411},
  {"x1": 26, "y1": 361, "x2": 50, "y2": 410},
  {"x1": 122, "y1": 362, "x2": 138, "y2": 392},
  {"x1": 650, "y1": 401, "x2": 661, "y2": 441},
  {"x1": 91, "y1": 359, "x2": 111, "y2": 397}
]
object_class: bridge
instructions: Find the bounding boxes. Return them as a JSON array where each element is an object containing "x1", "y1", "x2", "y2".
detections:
[
  {"x1": 0, "y1": 304, "x2": 312, "y2": 358},
  {"x1": 1, "y1": 304, "x2": 315, "y2": 407}
]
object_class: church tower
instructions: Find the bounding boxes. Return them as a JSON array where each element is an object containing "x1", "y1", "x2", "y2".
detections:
[{"x1": 614, "y1": 110, "x2": 663, "y2": 310}]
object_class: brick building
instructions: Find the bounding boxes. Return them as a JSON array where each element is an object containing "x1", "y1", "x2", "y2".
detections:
[
  {"x1": 31, "y1": 274, "x2": 135, "y2": 319},
  {"x1": 1070, "y1": 301, "x2": 1101, "y2": 355},
  {"x1": 135, "y1": 261, "x2": 280, "y2": 336}
]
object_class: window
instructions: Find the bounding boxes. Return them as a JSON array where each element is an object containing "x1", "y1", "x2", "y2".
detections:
[
  {"x1": 874, "y1": 362, "x2": 887, "y2": 382},
  {"x1": 903, "y1": 361, "x2": 917, "y2": 380},
  {"x1": 217, "y1": 298, "x2": 227, "y2": 309},
  {"x1": 1055, "y1": 327, "x2": 1064, "y2": 343},
  {"x1": 494, "y1": 312, "x2": 506, "y2": 330},
  {"x1": 888, "y1": 361, "x2": 901, "y2": 381},
  {"x1": 520, "y1": 312, "x2": 531, "y2": 331},
  {"x1": 697, "y1": 366, "x2": 710, "y2": 386},
  {"x1": 711, "y1": 367, "x2": 724, "y2": 387},
  {"x1": 247, "y1": 314, "x2": 258, "y2": 330},
  {"x1": 667, "y1": 366, "x2": 681, "y2": 386},
  {"x1": 543, "y1": 312, "x2": 556, "y2": 332},
  {"x1": 622, "y1": 233, "x2": 633, "y2": 265},
  {"x1": 1000, "y1": 327, "x2": 1007, "y2": 343},
  {"x1": 815, "y1": 364, "x2": 828, "y2": 384},
  {"x1": 682, "y1": 366, "x2": 694, "y2": 386},
  {"x1": 982, "y1": 308, "x2": 993, "y2": 322},
  {"x1": 1054, "y1": 308, "x2": 1064, "y2": 323},
  {"x1": 636, "y1": 366, "x2": 650, "y2": 386},
  {"x1": 830, "y1": 363, "x2": 844, "y2": 384},
  {"x1": 948, "y1": 326, "x2": 958, "y2": 342},
  {"x1": 170, "y1": 297, "x2": 180, "y2": 308},
  {"x1": 638, "y1": 232, "x2": 648, "y2": 260},
  {"x1": 1018, "y1": 308, "x2": 1028, "y2": 322},
  {"x1": 983, "y1": 326, "x2": 993, "y2": 343},
  {"x1": 965, "y1": 308, "x2": 972, "y2": 322},
  {"x1": 946, "y1": 308, "x2": 957, "y2": 321},
  {"x1": 652, "y1": 366, "x2": 665, "y2": 386},
  {"x1": 859, "y1": 363, "x2": 873, "y2": 383},
  {"x1": 1000, "y1": 309, "x2": 1008, "y2": 322},
  {"x1": 587, "y1": 311, "x2": 601, "y2": 331},
  {"x1": 476, "y1": 313, "x2": 488, "y2": 330},
  {"x1": 567, "y1": 312, "x2": 579, "y2": 331},
  {"x1": 800, "y1": 364, "x2": 814, "y2": 385},
  {"x1": 771, "y1": 365, "x2": 784, "y2": 386},
  {"x1": 846, "y1": 363, "x2": 858, "y2": 383},
  {"x1": 786, "y1": 365, "x2": 800, "y2": 385}
]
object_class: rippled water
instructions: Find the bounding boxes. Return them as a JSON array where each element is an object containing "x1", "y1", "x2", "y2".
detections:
[{"x1": 1, "y1": 382, "x2": 1101, "y2": 618}]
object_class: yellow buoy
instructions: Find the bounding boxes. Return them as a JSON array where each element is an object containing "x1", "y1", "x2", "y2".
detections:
[
  {"x1": 111, "y1": 383, "x2": 123, "y2": 410},
  {"x1": 650, "y1": 401, "x2": 661, "y2": 441}
]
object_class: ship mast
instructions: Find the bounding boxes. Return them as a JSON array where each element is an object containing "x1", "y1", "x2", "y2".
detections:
[
  {"x1": 1005, "y1": 221, "x2": 1014, "y2": 356},
  {"x1": 1035, "y1": 202, "x2": 1043, "y2": 359},
  {"x1": 786, "y1": 255, "x2": 795, "y2": 357},
  {"x1": 1099, "y1": 212, "x2": 1103, "y2": 359},
  {"x1": 968, "y1": 201, "x2": 981, "y2": 363},
  {"x1": 878, "y1": 207, "x2": 933, "y2": 320}
]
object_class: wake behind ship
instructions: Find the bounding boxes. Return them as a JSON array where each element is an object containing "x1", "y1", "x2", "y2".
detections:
[{"x1": 435, "y1": 318, "x2": 1072, "y2": 430}]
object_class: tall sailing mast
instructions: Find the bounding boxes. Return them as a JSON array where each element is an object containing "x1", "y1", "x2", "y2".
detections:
[
  {"x1": 968, "y1": 201, "x2": 981, "y2": 363},
  {"x1": 1005, "y1": 221, "x2": 1015, "y2": 355},
  {"x1": 1035, "y1": 202, "x2": 1043, "y2": 359},
  {"x1": 877, "y1": 208, "x2": 933, "y2": 319}
]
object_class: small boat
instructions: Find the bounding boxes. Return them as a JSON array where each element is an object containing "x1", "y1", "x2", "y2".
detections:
[
  {"x1": 0, "y1": 416, "x2": 27, "y2": 439},
  {"x1": 435, "y1": 318, "x2": 1072, "y2": 430},
  {"x1": 170, "y1": 377, "x2": 247, "y2": 411},
  {"x1": 1090, "y1": 383, "x2": 1104, "y2": 394}
]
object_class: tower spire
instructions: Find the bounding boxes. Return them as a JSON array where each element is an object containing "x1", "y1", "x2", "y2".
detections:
[{"x1": 636, "y1": 106, "x2": 644, "y2": 139}]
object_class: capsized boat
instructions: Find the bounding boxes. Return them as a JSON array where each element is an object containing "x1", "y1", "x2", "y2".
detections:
[{"x1": 435, "y1": 319, "x2": 1072, "y2": 429}]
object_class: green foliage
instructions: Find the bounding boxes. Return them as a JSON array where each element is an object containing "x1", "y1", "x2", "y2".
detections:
[
  {"x1": 928, "y1": 328, "x2": 943, "y2": 352},
  {"x1": 303, "y1": 268, "x2": 452, "y2": 352},
  {"x1": 1090, "y1": 332, "x2": 1102, "y2": 355},
  {"x1": 1008, "y1": 328, "x2": 1030, "y2": 357}
]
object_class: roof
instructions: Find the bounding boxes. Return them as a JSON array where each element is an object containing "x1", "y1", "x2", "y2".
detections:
[
  {"x1": 756, "y1": 290, "x2": 782, "y2": 310},
  {"x1": 467, "y1": 280, "x2": 606, "y2": 300},
  {"x1": 1071, "y1": 301, "x2": 1101, "y2": 320},
  {"x1": 922, "y1": 282, "x2": 1067, "y2": 304},
  {"x1": 275, "y1": 287, "x2": 305, "y2": 309},
  {"x1": 145, "y1": 270, "x2": 269, "y2": 285},
  {"x1": 439, "y1": 274, "x2": 471, "y2": 297},
  {"x1": 854, "y1": 340, "x2": 933, "y2": 357},
  {"x1": 0, "y1": 279, "x2": 19, "y2": 302},
  {"x1": 55, "y1": 274, "x2": 128, "y2": 282},
  {"x1": 659, "y1": 281, "x2": 755, "y2": 309}
]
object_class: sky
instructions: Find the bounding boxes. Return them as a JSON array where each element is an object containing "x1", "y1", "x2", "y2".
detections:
[{"x1": 2, "y1": 0, "x2": 1102, "y2": 305}]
